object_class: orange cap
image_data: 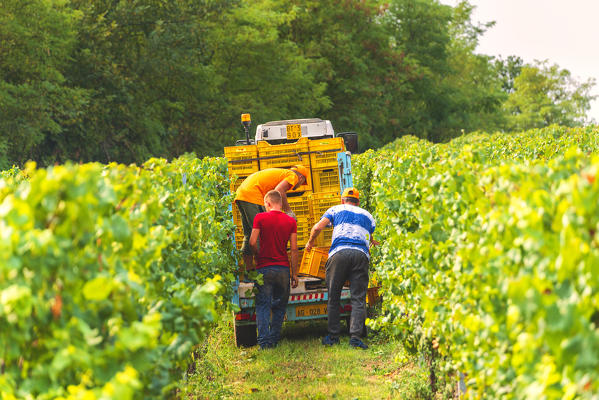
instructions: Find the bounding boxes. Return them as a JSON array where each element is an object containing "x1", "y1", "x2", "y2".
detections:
[
  {"x1": 341, "y1": 187, "x2": 360, "y2": 200},
  {"x1": 291, "y1": 165, "x2": 309, "y2": 179}
]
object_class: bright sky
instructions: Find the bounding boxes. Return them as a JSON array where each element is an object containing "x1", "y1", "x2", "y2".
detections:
[{"x1": 441, "y1": 0, "x2": 599, "y2": 123}]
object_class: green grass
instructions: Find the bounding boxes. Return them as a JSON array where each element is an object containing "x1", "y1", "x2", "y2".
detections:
[{"x1": 180, "y1": 318, "x2": 431, "y2": 400}]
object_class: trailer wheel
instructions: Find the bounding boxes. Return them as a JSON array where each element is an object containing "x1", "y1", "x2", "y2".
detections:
[{"x1": 234, "y1": 323, "x2": 257, "y2": 347}]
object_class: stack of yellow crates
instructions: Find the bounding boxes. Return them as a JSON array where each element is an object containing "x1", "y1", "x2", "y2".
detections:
[
  {"x1": 255, "y1": 137, "x2": 312, "y2": 247},
  {"x1": 301, "y1": 137, "x2": 346, "y2": 278},
  {"x1": 224, "y1": 136, "x2": 346, "y2": 279},
  {"x1": 309, "y1": 138, "x2": 344, "y2": 193},
  {"x1": 224, "y1": 144, "x2": 260, "y2": 252}
]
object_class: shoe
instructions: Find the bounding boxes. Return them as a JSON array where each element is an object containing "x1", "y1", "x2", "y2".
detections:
[
  {"x1": 349, "y1": 338, "x2": 368, "y2": 349},
  {"x1": 321, "y1": 335, "x2": 340, "y2": 346}
]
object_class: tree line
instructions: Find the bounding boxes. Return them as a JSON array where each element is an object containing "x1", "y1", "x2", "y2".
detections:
[{"x1": 0, "y1": 0, "x2": 595, "y2": 168}]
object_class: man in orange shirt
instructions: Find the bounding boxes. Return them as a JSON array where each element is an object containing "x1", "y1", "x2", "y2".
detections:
[{"x1": 235, "y1": 165, "x2": 309, "y2": 271}]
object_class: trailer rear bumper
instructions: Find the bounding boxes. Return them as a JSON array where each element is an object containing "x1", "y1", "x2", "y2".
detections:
[{"x1": 234, "y1": 301, "x2": 351, "y2": 325}]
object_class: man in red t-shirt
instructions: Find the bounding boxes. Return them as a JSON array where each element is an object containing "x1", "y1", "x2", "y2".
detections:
[{"x1": 249, "y1": 190, "x2": 299, "y2": 349}]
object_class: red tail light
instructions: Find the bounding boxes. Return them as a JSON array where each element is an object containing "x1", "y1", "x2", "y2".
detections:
[
  {"x1": 235, "y1": 313, "x2": 251, "y2": 321},
  {"x1": 235, "y1": 312, "x2": 257, "y2": 321}
]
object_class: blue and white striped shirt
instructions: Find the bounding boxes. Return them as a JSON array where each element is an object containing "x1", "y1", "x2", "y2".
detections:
[{"x1": 322, "y1": 204, "x2": 376, "y2": 259}]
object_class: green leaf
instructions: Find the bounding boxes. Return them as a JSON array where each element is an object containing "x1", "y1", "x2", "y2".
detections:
[{"x1": 83, "y1": 276, "x2": 113, "y2": 301}]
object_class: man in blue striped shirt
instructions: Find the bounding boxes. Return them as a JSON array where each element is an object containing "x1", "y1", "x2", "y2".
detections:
[{"x1": 305, "y1": 187, "x2": 377, "y2": 349}]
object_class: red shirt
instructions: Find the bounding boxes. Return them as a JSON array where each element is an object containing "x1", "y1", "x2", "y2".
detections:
[{"x1": 252, "y1": 210, "x2": 297, "y2": 269}]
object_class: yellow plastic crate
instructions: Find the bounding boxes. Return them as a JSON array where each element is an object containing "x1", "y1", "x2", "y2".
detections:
[
  {"x1": 225, "y1": 145, "x2": 259, "y2": 176},
  {"x1": 295, "y1": 217, "x2": 312, "y2": 247},
  {"x1": 308, "y1": 137, "x2": 345, "y2": 169},
  {"x1": 315, "y1": 227, "x2": 333, "y2": 248},
  {"x1": 232, "y1": 202, "x2": 243, "y2": 229},
  {"x1": 257, "y1": 137, "x2": 310, "y2": 169},
  {"x1": 312, "y1": 168, "x2": 340, "y2": 193},
  {"x1": 309, "y1": 191, "x2": 341, "y2": 220},
  {"x1": 229, "y1": 175, "x2": 248, "y2": 195},
  {"x1": 299, "y1": 247, "x2": 329, "y2": 279},
  {"x1": 234, "y1": 227, "x2": 244, "y2": 251},
  {"x1": 288, "y1": 194, "x2": 310, "y2": 220},
  {"x1": 366, "y1": 286, "x2": 381, "y2": 305}
]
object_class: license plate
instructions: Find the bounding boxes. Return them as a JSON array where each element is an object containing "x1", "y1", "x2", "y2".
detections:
[
  {"x1": 286, "y1": 124, "x2": 302, "y2": 139},
  {"x1": 295, "y1": 303, "x2": 327, "y2": 317}
]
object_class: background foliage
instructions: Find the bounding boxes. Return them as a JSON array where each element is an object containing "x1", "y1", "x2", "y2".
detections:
[
  {"x1": 4, "y1": 125, "x2": 599, "y2": 398},
  {"x1": 0, "y1": 156, "x2": 237, "y2": 399},
  {"x1": 355, "y1": 126, "x2": 599, "y2": 398},
  {"x1": 1, "y1": 0, "x2": 596, "y2": 169}
]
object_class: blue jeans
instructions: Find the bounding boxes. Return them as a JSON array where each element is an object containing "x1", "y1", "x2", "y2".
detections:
[{"x1": 255, "y1": 265, "x2": 290, "y2": 347}]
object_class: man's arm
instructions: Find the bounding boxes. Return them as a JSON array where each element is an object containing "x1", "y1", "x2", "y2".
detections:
[
  {"x1": 249, "y1": 228, "x2": 260, "y2": 255},
  {"x1": 369, "y1": 221, "x2": 379, "y2": 247},
  {"x1": 305, "y1": 217, "x2": 330, "y2": 252},
  {"x1": 274, "y1": 179, "x2": 294, "y2": 212},
  {"x1": 289, "y1": 232, "x2": 299, "y2": 288}
]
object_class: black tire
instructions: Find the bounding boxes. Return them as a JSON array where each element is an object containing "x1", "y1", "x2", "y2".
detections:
[{"x1": 234, "y1": 323, "x2": 257, "y2": 347}]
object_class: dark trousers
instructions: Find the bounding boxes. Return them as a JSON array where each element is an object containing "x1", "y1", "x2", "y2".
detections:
[
  {"x1": 235, "y1": 200, "x2": 265, "y2": 256},
  {"x1": 255, "y1": 266, "x2": 290, "y2": 347},
  {"x1": 325, "y1": 249, "x2": 369, "y2": 340}
]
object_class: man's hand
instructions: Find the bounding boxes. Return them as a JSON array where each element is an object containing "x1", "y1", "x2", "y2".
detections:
[
  {"x1": 305, "y1": 241, "x2": 313, "y2": 253},
  {"x1": 370, "y1": 238, "x2": 380, "y2": 247},
  {"x1": 291, "y1": 274, "x2": 299, "y2": 288},
  {"x1": 305, "y1": 217, "x2": 330, "y2": 253}
]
